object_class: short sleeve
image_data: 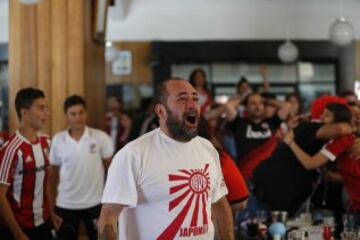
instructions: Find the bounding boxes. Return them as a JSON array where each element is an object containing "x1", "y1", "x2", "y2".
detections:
[
  {"x1": 49, "y1": 135, "x2": 61, "y2": 166},
  {"x1": 0, "y1": 142, "x2": 19, "y2": 185},
  {"x1": 99, "y1": 131, "x2": 114, "y2": 159},
  {"x1": 320, "y1": 134, "x2": 356, "y2": 161},
  {"x1": 220, "y1": 152, "x2": 249, "y2": 203},
  {"x1": 210, "y1": 150, "x2": 228, "y2": 203},
  {"x1": 101, "y1": 149, "x2": 139, "y2": 207}
]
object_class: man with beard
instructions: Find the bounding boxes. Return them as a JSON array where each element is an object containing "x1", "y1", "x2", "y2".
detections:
[{"x1": 98, "y1": 79, "x2": 234, "y2": 240}]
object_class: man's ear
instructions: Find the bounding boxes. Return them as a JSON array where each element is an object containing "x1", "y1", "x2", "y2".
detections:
[
  {"x1": 20, "y1": 108, "x2": 27, "y2": 120},
  {"x1": 154, "y1": 104, "x2": 167, "y2": 120}
]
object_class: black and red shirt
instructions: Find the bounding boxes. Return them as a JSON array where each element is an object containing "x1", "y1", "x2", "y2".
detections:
[
  {"x1": 228, "y1": 115, "x2": 282, "y2": 176},
  {"x1": 0, "y1": 131, "x2": 50, "y2": 229}
]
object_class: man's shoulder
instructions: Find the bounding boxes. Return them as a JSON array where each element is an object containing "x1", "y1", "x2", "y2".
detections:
[
  {"x1": 52, "y1": 131, "x2": 68, "y2": 142},
  {"x1": 1, "y1": 133, "x2": 22, "y2": 151},
  {"x1": 88, "y1": 127, "x2": 111, "y2": 139},
  {"x1": 125, "y1": 129, "x2": 158, "y2": 150},
  {"x1": 194, "y1": 136, "x2": 218, "y2": 155},
  {"x1": 38, "y1": 132, "x2": 50, "y2": 140},
  {"x1": 112, "y1": 130, "x2": 158, "y2": 164}
]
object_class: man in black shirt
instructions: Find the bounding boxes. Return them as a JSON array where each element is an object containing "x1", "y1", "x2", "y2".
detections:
[{"x1": 225, "y1": 92, "x2": 290, "y2": 178}]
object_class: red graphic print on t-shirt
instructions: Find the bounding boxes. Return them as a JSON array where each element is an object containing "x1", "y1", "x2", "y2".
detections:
[{"x1": 157, "y1": 164, "x2": 210, "y2": 239}]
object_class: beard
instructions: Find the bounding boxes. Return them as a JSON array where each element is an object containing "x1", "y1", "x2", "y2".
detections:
[{"x1": 165, "y1": 106, "x2": 199, "y2": 142}]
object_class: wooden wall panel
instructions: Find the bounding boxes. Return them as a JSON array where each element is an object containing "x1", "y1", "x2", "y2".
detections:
[
  {"x1": 68, "y1": 0, "x2": 85, "y2": 96},
  {"x1": 9, "y1": 0, "x2": 106, "y2": 135},
  {"x1": 37, "y1": 0, "x2": 51, "y2": 133},
  {"x1": 50, "y1": 0, "x2": 68, "y2": 134},
  {"x1": 21, "y1": 6, "x2": 37, "y2": 87},
  {"x1": 9, "y1": 0, "x2": 22, "y2": 132},
  {"x1": 9, "y1": 1, "x2": 38, "y2": 131},
  {"x1": 106, "y1": 42, "x2": 152, "y2": 85}
]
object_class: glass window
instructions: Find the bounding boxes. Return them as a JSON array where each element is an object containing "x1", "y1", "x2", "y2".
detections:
[
  {"x1": 0, "y1": 63, "x2": 8, "y2": 130},
  {"x1": 171, "y1": 62, "x2": 336, "y2": 112}
]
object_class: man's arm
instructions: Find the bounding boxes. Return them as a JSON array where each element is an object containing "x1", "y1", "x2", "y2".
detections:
[
  {"x1": 316, "y1": 123, "x2": 353, "y2": 139},
  {"x1": 230, "y1": 199, "x2": 248, "y2": 212},
  {"x1": 203, "y1": 104, "x2": 226, "y2": 121},
  {"x1": 98, "y1": 203, "x2": 124, "y2": 240},
  {"x1": 0, "y1": 184, "x2": 29, "y2": 240},
  {"x1": 265, "y1": 98, "x2": 291, "y2": 120},
  {"x1": 212, "y1": 197, "x2": 234, "y2": 240},
  {"x1": 224, "y1": 97, "x2": 243, "y2": 121},
  {"x1": 103, "y1": 157, "x2": 112, "y2": 169},
  {"x1": 47, "y1": 165, "x2": 63, "y2": 230},
  {"x1": 284, "y1": 130, "x2": 329, "y2": 170}
]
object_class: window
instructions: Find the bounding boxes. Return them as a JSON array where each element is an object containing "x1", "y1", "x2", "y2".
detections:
[{"x1": 172, "y1": 62, "x2": 336, "y2": 111}]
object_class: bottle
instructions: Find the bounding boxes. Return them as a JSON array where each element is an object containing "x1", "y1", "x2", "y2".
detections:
[{"x1": 323, "y1": 225, "x2": 332, "y2": 240}]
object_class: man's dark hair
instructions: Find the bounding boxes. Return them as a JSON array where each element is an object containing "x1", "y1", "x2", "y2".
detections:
[
  {"x1": 154, "y1": 81, "x2": 169, "y2": 106},
  {"x1": 243, "y1": 92, "x2": 262, "y2": 106},
  {"x1": 340, "y1": 91, "x2": 356, "y2": 98},
  {"x1": 326, "y1": 103, "x2": 352, "y2": 123},
  {"x1": 63, "y1": 95, "x2": 87, "y2": 113},
  {"x1": 15, "y1": 88, "x2": 45, "y2": 120},
  {"x1": 286, "y1": 92, "x2": 303, "y2": 114},
  {"x1": 154, "y1": 78, "x2": 184, "y2": 105},
  {"x1": 237, "y1": 76, "x2": 249, "y2": 88}
]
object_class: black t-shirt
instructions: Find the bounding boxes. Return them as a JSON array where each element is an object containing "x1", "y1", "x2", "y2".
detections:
[
  {"x1": 253, "y1": 121, "x2": 326, "y2": 215},
  {"x1": 229, "y1": 114, "x2": 282, "y2": 162}
]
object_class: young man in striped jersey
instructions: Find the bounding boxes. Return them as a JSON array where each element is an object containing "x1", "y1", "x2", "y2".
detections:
[{"x1": 0, "y1": 88, "x2": 52, "y2": 240}]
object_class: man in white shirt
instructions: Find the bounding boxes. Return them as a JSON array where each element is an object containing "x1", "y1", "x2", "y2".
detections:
[
  {"x1": 48, "y1": 95, "x2": 114, "y2": 240},
  {"x1": 98, "y1": 79, "x2": 234, "y2": 240}
]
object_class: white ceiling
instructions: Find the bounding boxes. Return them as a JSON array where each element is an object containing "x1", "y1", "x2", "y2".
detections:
[
  {"x1": 1, "y1": 0, "x2": 360, "y2": 43},
  {"x1": 107, "y1": 0, "x2": 360, "y2": 41}
]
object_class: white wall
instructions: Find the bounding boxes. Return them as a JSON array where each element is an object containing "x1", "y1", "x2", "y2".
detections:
[
  {"x1": 107, "y1": 0, "x2": 360, "y2": 41},
  {"x1": 1, "y1": 0, "x2": 360, "y2": 42},
  {"x1": 0, "y1": 0, "x2": 8, "y2": 43}
]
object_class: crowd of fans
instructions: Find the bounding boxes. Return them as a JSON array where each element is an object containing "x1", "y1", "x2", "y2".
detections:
[{"x1": 1, "y1": 66, "x2": 360, "y2": 239}]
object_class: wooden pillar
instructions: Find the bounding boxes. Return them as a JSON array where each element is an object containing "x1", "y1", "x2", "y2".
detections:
[{"x1": 9, "y1": 0, "x2": 105, "y2": 135}]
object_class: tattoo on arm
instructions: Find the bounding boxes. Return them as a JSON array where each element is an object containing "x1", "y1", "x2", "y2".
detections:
[{"x1": 98, "y1": 224, "x2": 118, "y2": 240}]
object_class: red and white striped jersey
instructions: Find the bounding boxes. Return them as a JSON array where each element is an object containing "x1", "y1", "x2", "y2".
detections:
[{"x1": 0, "y1": 131, "x2": 50, "y2": 229}]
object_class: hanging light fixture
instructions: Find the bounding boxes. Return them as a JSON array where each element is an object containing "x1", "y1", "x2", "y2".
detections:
[
  {"x1": 17, "y1": 0, "x2": 42, "y2": 4},
  {"x1": 105, "y1": 41, "x2": 118, "y2": 63},
  {"x1": 278, "y1": 40, "x2": 299, "y2": 63},
  {"x1": 329, "y1": 0, "x2": 354, "y2": 46},
  {"x1": 277, "y1": 0, "x2": 299, "y2": 63},
  {"x1": 329, "y1": 17, "x2": 354, "y2": 46}
]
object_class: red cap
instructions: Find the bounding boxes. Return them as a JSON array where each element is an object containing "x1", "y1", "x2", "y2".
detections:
[{"x1": 310, "y1": 95, "x2": 347, "y2": 120}]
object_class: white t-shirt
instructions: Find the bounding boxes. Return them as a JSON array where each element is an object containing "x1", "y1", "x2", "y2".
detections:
[
  {"x1": 50, "y1": 126, "x2": 114, "y2": 209},
  {"x1": 102, "y1": 128, "x2": 228, "y2": 240}
]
